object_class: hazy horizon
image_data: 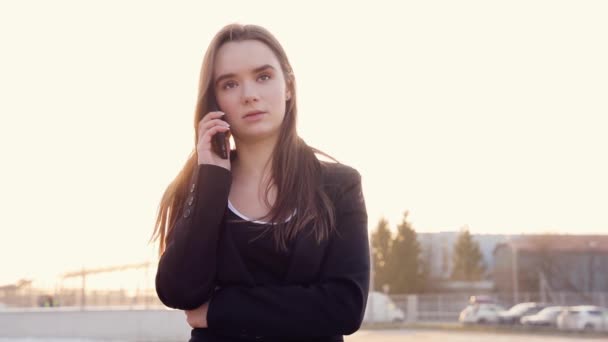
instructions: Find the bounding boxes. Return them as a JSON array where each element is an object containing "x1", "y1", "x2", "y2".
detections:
[{"x1": 1, "y1": 0, "x2": 607, "y2": 285}]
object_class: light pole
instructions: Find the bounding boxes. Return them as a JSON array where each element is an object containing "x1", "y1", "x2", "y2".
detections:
[
  {"x1": 588, "y1": 241, "x2": 597, "y2": 293},
  {"x1": 369, "y1": 242, "x2": 375, "y2": 322},
  {"x1": 512, "y1": 243, "x2": 519, "y2": 304}
]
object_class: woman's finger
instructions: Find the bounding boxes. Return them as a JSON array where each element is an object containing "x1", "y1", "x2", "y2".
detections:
[
  {"x1": 197, "y1": 115, "x2": 229, "y2": 142},
  {"x1": 198, "y1": 125, "x2": 231, "y2": 149},
  {"x1": 198, "y1": 112, "x2": 225, "y2": 129},
  {"x1": 198, "y1": 118, "x2": 230, "y2": 134}
]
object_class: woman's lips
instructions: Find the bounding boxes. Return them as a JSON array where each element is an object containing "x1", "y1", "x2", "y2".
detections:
[{"x1": 244, "y1": 112, "x2": 266, "y2": 120}]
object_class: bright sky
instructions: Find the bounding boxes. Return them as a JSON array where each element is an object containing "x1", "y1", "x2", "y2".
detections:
[{"x1": 1, "y1": 0, "x2": 607, "y2": 285}]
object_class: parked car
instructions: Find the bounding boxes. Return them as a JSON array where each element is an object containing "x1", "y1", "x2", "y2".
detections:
[
  {"x1": 556, "y1": 305, "x2": 608, "y2": 332},
  {"x1": 498, "y1": 302, "x2": 548, "y2": 324},
  {"x1": 363, "y1": 291, "x2": 405, "y2": 323},
  {"x1": 521, "y1": 306, "x2": 567, "y2": 327},
  {"x1": 459, "y1": 303, "x2": 505, "y2": 324}
]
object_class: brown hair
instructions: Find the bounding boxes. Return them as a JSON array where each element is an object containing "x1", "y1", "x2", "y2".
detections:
[{"x1": 150, "y1": 23, "x2": 338, "y2": 255}]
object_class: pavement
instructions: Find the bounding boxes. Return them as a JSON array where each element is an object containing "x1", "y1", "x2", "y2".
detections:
[{"x1": 348, "y1": 328, "x2": 607, "y2": 341}]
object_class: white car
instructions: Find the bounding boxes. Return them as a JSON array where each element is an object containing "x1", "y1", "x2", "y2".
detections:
[
  {"x1": 521, "y1": 306, "x2": 567, "y2": 327},
  {"x1": 498, "y1": 302, "x2": 548, "y2": 324},
  {"x1": 459, "y1": 303, "x2": 505, "y2": 324},
  {"x1": 363, "y1": 291, "x2": 405, "y2": 323},
  {"x1": 556, "y1": 305, "x2": 608, "y2": 332}
]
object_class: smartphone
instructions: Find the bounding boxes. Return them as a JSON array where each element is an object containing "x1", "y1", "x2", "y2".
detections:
[{"x1": 210, "y1": 100, "x2": 228, "y2": 159}]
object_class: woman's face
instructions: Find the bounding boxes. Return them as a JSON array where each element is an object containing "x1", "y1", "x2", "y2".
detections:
[{"x1": 213, "y1": 40, "x2": 291, "y2": 143}]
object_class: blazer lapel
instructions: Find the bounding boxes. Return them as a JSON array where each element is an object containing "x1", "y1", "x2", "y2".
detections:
[{"x1": 285, "y1": 167, "x2": 336, "y2": 284}]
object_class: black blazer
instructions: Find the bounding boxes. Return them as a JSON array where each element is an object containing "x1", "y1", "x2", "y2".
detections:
[{"x1": 155, "y1": 161, "x2": 370, "y2": 342}]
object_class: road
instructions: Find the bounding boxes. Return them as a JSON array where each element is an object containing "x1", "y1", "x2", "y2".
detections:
[
  {"x1": 347, "y1": 329, "x2": 603, "y2": 341},
  {"x1": 1, "y1": 329, "x2": 604, "y2": 341}
]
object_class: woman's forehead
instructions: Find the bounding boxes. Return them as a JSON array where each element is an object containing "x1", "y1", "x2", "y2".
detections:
[{"x1": 214, "y1": 40, "x2": 281, "y2": 77}]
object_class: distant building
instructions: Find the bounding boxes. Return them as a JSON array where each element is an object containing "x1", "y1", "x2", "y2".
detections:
[
  {"x1": 418, "y1": 230, "x2": 515, "y2": 281},
  {"x1": 493, "y1": 235, "x2": 608, "y2": 294}
]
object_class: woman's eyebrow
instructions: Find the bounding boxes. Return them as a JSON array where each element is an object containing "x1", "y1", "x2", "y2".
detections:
[{"x1": 215, "y1": 64, "x2": 275, "y2": 86}]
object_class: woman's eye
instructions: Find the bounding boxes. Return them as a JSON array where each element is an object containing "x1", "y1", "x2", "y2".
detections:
[
  {"x1": 222, "y1": 81, "x2": 237, "y2": 90},
  {"x1": 258, "y1": 74, "x2": 271, "y2": 81}
]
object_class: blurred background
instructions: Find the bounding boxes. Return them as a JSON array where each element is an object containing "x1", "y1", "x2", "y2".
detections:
[{"x1": 1, "y1": 0, "x2": 607, "y2": 340}]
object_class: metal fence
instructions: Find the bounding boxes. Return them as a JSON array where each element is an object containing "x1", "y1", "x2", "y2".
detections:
[
  {"x1": 0, "y1": 287, "x2": 165, "y2": 310},
  {"x1": 3, "y1": 272, "x2": 607, "y2": 324},
  {"x1": 389, "y1": 291, "x2": 608, "y2": 322}
]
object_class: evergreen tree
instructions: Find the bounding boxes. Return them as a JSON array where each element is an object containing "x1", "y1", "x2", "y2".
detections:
[
  {"x1": 387, "y1": 211, "x2": 423, "y2": 293},
  {"x1": 417, "y1": 253, "x2": 431, "y2": 293},
  {"x1": 370, "y1": 218, "x2": 392, "y2": 292},
  {"x1": 450, "y1": 228, "x2": 485, "y2": 281}
]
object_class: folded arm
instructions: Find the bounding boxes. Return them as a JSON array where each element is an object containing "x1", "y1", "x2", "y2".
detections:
[{"x1": 155, "y1": 164, "x2": 231, "y2": 310}]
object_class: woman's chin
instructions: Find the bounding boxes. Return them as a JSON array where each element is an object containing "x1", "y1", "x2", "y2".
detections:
[{"x1": 237, "y1": 128, "x2": 281, "y2": 143}]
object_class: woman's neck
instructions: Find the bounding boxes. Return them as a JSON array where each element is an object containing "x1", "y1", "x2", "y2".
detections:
[{"x1": 232, "y1": 137, "x2": 276, "y2": 187}]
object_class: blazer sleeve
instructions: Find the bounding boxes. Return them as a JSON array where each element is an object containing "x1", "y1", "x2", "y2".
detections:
[
  {"x1": 206, "y1": 168, "x2": 370, "y2": 338},
  {"x1": 155, "y1": 164, "x2": 231, "y2": 310}
]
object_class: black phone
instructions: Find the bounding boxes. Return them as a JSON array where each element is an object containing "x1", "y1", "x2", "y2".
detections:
[{"x1": 210, "y1": 100, "x2": 228, "y2": 159}]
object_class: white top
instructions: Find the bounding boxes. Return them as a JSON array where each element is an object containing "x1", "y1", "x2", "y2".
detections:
[{"x1": 227, "y1": 199, "x2": 296, "y2": 225}]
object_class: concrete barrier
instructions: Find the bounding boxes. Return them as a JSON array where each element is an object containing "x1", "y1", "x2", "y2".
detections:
[{"x1": 0, "y1": 306, "x2": 190, "y2": 341}]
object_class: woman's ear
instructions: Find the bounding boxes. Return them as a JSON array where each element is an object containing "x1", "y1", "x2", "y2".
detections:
[{"x1": 286, "y1": 89, "x2": 292, "y2": 101}]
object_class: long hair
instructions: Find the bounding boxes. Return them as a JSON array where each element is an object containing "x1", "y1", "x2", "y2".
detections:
[{"x1": 150, "y1": 24, "x2": 338, "y2": 255}]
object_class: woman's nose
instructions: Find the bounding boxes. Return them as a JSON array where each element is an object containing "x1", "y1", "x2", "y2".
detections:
[
  {"x1": 244, "y1": 94, "x2": 259, "y2": 104},
  {"x1": 241, "y1": 82, "x2": 260, "y2": 104}
]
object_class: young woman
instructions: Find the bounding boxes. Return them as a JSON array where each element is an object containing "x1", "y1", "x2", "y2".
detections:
[{"x1": 151, "y1": 23, "x2": 369, "y2": 342}]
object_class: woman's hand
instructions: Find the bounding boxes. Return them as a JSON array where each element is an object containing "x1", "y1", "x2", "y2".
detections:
[
  {"x1": 197, "y1": 111, "x2": 232, "y2": 171},
  {"x1": 185, "y1": 301, "x2": 210, "y2": 328}
]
